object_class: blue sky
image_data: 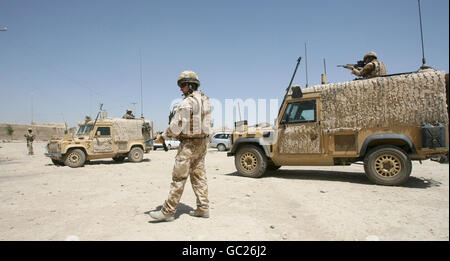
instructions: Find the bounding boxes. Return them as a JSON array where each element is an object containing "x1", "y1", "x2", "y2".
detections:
[{"x1": 0, "y1": 0, "x2": 448, "y2": 131}]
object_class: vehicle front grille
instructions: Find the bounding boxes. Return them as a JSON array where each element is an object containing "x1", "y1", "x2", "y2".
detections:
[{"x1": 47, "y1": 142, "x2": 60, "y2": 153}]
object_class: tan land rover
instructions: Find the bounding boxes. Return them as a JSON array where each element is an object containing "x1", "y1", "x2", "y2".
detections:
[
  {"x1": 45, "y1": 117, "x2": 154, "y2": 167},
  {"x1": 228, "y1": 70, "x2": 449, "y2": 185}
]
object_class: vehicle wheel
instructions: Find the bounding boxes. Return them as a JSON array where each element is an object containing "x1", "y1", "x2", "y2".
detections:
[
  {"x1": 51, "y1": 159, "x2": 64, "y2": 166},
  {"x1": 267, "y1": 163, "x2": 281, "y2": 171},
  {"x1": 112, "y1": 156, "x2": 126, "y2": 162},
  {"x1": 235, "y1": 145, "x2": 267, "y2": 178},
  {"x1": 167, "y1": 144, "x2": 172, "y2": 150},
  {"x1": 64, "y1": 149, "x2": 86, "y2": 168},
  {"x1": 153, "y1": 147, "x2": 157, "y2": 150},
  {"x1": 128, "y1": 147, "x2": 144, "y2": 162},
  {"x1": 217, "y1": 144, "x2": 226, "y2": 151},
  {"x1": 364, "y1": 145, "x2": 412, "y2": 186}
]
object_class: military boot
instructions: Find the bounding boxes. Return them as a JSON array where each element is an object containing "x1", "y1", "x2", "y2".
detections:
[
  {"x1": 188, "y1": 209, "x2": 209, "y2": 218},
  {"x1": 149, "y1": 210, "x2": 174, "y2": 222}
]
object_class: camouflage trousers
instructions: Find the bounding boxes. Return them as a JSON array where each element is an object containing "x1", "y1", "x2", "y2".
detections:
[
  {"x1": 162, "y1": 138, "x2": 209, "y2": 216},
  {"x1": 27, "y1": 142, "x2": 34, "y2": 155}
]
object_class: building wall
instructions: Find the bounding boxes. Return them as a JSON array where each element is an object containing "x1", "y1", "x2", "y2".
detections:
[{"x1": 0, "y1": 123, "x2": 66, "y2": 141}]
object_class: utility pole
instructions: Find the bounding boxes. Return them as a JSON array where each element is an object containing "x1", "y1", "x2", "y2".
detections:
[
  {"x1": 30, "y1": 91, "x2": 34, "y2": 124},
  {"x1": 139, "y1": 49, "x2": 144, "y2": 118}
]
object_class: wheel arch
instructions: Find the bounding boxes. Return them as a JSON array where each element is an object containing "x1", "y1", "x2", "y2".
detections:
[
  {"x1": 64, "y1": 146, "x2": 87, "y2": 156},
  {"x1": 229, "y1": 138, "x2": 270, "y2": 157},
  {"x1": 360, "y1": 133, "x2": 417, "y2": 158},
  {"x1": 129, "y1": 143, "x2": 144, "y2": 151}
]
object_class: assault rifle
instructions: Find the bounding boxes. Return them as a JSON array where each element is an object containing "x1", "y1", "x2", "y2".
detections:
[
  {"x1": 153, "y1": 134, "x2": 168, "y2": 152},
  {"x1": 337, "y1": 60, "x2": 365, "y2": 69}
]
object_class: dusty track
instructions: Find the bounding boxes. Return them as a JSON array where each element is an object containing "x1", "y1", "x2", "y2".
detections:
[{"x1": 0, "y1": 142, "x2": 448, "y2": 240}]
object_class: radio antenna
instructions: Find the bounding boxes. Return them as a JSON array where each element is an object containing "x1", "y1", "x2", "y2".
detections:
[
  {"x1": 139, "y1": 49, "x2": 144, "y2": 118},
  {"x1": 417, "y1": 0, "x2": 431, "y2": 69},
  {"x1": 304, "y1": 42, "x2": 309, "y2": 87},
  {"x1": 321, "y1": 58, "x2": 327, "y2": 84}
]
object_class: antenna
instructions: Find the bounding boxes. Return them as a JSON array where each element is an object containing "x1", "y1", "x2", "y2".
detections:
[
  {"x1": 139, "y1": 49, "x2": 144, "y2": 118},
  {"x1": 321, "y1": 58, "x2": 327, "y2": 84},
  {"x1": 237, "y1": 101, "x2": 242, "y2": 121},
  {"x1": 304, "y1": 42, "x2": 309, "y2": 87},
  {"x1": 417, "y1": 0, "x2": 431, "y2": 69},
  {"x1": 131, "y1": 102, "x2": 137, "y2": 114}
]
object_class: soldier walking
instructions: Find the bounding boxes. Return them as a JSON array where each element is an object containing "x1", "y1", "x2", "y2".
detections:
[
  {"x1": 344, "y1": 51, "x2": 386, "y2": 79},
  {"x1": 24, "y1": 128, "x2": 35, "y2": 155},
  {"x1": 150, "y1": 70, "x2": 211, "y2": 222}
]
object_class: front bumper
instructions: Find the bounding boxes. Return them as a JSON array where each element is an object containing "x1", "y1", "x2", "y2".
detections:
[{"x1": 45, "y1": 152, "x2": 62, "y2": 158}]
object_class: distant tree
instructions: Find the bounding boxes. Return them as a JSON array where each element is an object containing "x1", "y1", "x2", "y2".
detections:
[{"x1": 6, "y1": 125, "x2": 14, "y2": 137}]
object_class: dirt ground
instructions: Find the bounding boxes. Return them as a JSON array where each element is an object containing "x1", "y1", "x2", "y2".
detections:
[{"x1": 0, "y1": 141, "x2": 448, "y2": 241}]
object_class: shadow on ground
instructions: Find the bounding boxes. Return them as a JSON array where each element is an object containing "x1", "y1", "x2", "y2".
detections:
[
  {"x1": 145, "y1": 203, "x2": 194, "y2": 223},
  {"x1": 224, "y1": 169, "x2": 441, "y2": 189},
  {"x1": 45, "y1": 158, "x2": 151, "y2": 167}
]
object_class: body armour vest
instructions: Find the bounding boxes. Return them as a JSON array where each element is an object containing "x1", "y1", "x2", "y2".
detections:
[
  {"x1": 169, "y1": 90, "x2": 211, "y2": 139},
  {"x1": 367, "y1": 60, "x2": 386, "y2": 78}
]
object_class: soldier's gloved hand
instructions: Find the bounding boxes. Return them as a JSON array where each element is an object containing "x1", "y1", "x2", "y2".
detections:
[{"x1": 344, "y1": 65, "x2": 354, "y2": 70}]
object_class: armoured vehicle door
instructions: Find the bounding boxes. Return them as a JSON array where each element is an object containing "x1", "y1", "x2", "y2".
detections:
[
  {"x1": 278, "y1": 99, "x2": 321, "y2": 154},
  {"x1": 93, "y1": 126, "x2": 113, "y2": 153}
]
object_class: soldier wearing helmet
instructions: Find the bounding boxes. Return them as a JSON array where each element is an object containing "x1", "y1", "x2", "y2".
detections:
[
  {"x1": 345, "y1": 51, "x2": 386, "y2": 79},
  {"x1": 24, "y1": 128, "x2": 35, "y2": 155},
  {"x1": 122, "y1": 109, "x2": 135, "y2": 119},
  {"x1": 150, "y1": 70, "x2": 211, "y2": 222}
]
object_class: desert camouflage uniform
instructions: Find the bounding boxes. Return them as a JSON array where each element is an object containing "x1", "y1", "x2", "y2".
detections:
[
  {"x1": 24, "y1": 131, "x2": 35, "y2": 155},
  {"x1": 161, "y1": 90, "x2": 211, "y2": 216},
  {"x1": 122, "y1": 111, "x2": 135, "y2": 119},
  {"x1": 352, "y1": 59, "x2": 386, "y2": 79}
]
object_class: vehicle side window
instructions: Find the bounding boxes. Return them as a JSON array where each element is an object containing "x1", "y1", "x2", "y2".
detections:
[
  {"x1": 95, "y1": 127, "x2": 111, "y2": 136},
  {"x1": 281, "y1": 100, "x2": 316, "y2": 124}
]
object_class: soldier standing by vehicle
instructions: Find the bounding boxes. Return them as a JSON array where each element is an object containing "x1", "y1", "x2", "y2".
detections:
[
  {"x1": 150, "y1": 70, "x2": 211, "y2": 222},
  {"x1": 344, "y1": 51, "x2": 386, "y2": 79},
  {"x1": 24, "y1": 128, "x2": 35, "y2": 155},
  {"x1": 122, "y1": 109, "x2": 135, "y2": 119}
]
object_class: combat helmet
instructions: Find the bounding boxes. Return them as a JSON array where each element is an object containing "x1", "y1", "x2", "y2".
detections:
[
  {"x1": 177, "y1": 70, "x2": 200, "y2": 88},
  {"x1": 364, "y1": 51, "x2": 378, "y2": 60}
]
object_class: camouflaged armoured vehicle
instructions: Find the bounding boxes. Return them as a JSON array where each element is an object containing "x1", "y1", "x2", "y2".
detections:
[
  {"x1": 228, "y1": 70, "x2": 449, "y2": 186},
  {"x1": 45, "y1": 117, "x2": 154, "y2": 167}
]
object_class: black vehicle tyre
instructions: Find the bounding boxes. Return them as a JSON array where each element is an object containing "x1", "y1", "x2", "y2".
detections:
[
  {"x1": 217, "y1": 144, "x2": 226, "y2": 151},
  {"x1": 128, "y1": 147, "x2": 144, "y2": 163},
  {"x1": 112, "y1": 156, "x2": 126, "y2": 162},
  {"x1": 267, "y1": 163, "x2": 281, "y2": 171},
  {"x1": 364, "y1": 145, "x2": 412, "y2": 186},
  {"x1": 235, "y1": 145, "x2": 267, "y2": 178},
  {"x1": 51, "y1": 159, "x2": 64, "y2": 166},
  {"x1": 64, "y1": 149, "x2": 86, "y2": 168}
]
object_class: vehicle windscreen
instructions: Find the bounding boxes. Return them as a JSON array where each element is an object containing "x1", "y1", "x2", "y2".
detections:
[
  {"x1": 77, "y1": 125, "x2": 93, "y2": 134},
  {"x1": 84, "y1": 125, "x2": 94, "y2": 134},
  {"x1": 77, "y1": 126, "x2": 86, "y2": 134}
]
